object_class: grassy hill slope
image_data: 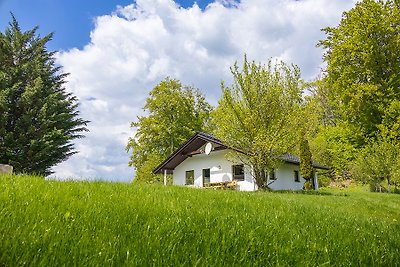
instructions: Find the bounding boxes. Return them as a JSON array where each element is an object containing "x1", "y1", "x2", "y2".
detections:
[{"x1": 1, "y1": 174, "x2": 399, "y2": 266}]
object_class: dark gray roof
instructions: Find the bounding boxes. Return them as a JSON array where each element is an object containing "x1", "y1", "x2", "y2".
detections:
[
  {"x1": 280, "y1": 154, "x2": 329, "y2": 170},
  {"x1": 153, "y1": 131, "x2": 329, "y2": 173}
]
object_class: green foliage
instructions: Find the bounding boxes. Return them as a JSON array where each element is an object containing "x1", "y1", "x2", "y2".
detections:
[
  {"x1": 305, "y1": 78, "x2": 363, "y2": 178},
  {"x1": 312, "y1": 0, "x2": 400, "y2": 181},
  {"x1": 352, "y1": 137, "x2": 400, "y2": 192},
  {"x1": 378, "y1": 99, "x2": 400, "y2": 140},
  {"x1": 310, "y1": 123, "x2": 359, "y2": 177},
  {"x1": 133, "y1": 153, "x2": 172, "y2": 185},
  {"x1": 318, "y1": 0, "x2": 400, "y2": 142},
  {"x1": 0, "y1": 16, "x2": 88, "y2": 175},
  {"x1": 1, "y1": 174, "x2": 400, "y2": 266},
  {"x1": 299, "y1": 135, "x2": 314, "y2": 184},
  {"x1": 213, "y1": 56, "x2": 302, "y2": 189},
  {"x1": 316, "y1": 174, "x2": 332, "y2": 188},
  {"x1": 127, "y1": 77, "x2": 211, "y2": 183},
  {"x1": 304, "y1": 79, "x2": 336, "y2": 128},
  {"x1": 132, "y1": 152, "x2": 163, "y2": 184}
]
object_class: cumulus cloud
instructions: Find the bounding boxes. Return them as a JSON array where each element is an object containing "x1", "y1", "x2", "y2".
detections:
[{"x1": 52, "y1": 0, "x2": 357, "y2": 182}]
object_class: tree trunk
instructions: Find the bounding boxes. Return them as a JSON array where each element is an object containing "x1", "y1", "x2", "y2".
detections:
[{"x1": 254, "y1": 166, "x2": 268, "y2": 190}]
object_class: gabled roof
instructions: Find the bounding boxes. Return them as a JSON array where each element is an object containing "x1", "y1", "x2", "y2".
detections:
[
  {"x1": 153, "y1": 132, "x2": 229, "y2": 174},
  {"x1": 280, "y1": 154, "x2": 329, "y2": 170},
  {"x1": 153, "y1": 132, "x2": 329, "y2": 174}
]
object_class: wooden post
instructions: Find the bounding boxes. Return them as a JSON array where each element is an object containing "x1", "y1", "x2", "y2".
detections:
[
  {"x1": 164, "y1": 169, "x2": 167, "y2": 186},
  {"x1": 314, "y1": 172, "x2": 319, "y2": 190}
]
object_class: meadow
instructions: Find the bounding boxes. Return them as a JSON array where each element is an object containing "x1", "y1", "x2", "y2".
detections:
[{"x1": 1, "y1": 174, "x2": 399, "y2": 266}]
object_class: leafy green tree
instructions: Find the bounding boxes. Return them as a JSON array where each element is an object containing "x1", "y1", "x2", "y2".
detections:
[
  {"x1": 212, "y1": 56, "x2": 302, "y2": 189},
  {"x1": 0, "y1": 16, "x2": 88, "y2": 175},
  {"x1": 311, "y1": 0, "x2": 400, "y2": 179},
  {"x1": 318, "y1": 0, "x2": 400, "y2": 142},
  {"x1": 304, "y1": 78, "x2": 337, "y2": 129},
  {"x1": 310, "y1": 122, "x2": 360, "y2": 178},
  {"x1": 127, "y1": 77, "x2": 211, "y2": 183},
  {"x1": 378, "y1": 100, "x2": 400, "y2": 140},
  {"x1": 352, "y1": 137, "x2": 400, "y2": 192}
]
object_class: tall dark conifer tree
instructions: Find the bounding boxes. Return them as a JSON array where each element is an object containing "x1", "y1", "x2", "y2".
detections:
[
  {"x1": 300, "y1": 135, "x2": 314, "y2": 189},
  {"x1": 0, "y1": 16, "x2": 88, "y2": 175}
]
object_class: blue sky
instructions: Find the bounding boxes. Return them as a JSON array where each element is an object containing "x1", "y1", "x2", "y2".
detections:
[
  {"x1": 0, "y1": 0, "x2": 213, "y2": 50},
  {"x1": 0, "y1": 0, "x2": 357, "y2": 182}
]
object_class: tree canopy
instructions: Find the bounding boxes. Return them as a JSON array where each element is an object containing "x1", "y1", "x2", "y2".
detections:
[
  {"x1": 0, "y1": 16, "x2": 88, "y2": 176},
  {"x1": 212, "y1": 56, "x2": 303, "y2": 189},
  {"x1": 308, "y1": 0, "x2": 400, "y2": 187},
  {"x1": 352, "y1": 137, "x2": 400, "y2": 192},
  {"x1": 127, "y1": 77, "x2": 211, "y2": 183},
  {"x1": 318, "y1": 0, "x2": 400, "y2": 142}
]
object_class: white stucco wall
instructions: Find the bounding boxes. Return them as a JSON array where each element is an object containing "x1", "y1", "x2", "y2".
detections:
[
  {"x1": 173, "y1": 149, "x2": 311, "y2": 191},
  {"x1": 268, "y1": 163, "x2": 305, "y2": 190},
  {"x1": 173, "y1": 150, "x2": 255, "y2": 191}
]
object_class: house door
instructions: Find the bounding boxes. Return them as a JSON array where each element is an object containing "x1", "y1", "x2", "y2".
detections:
[{"x1": 203, "y1": 168, "x2": 210, "y2": 186}]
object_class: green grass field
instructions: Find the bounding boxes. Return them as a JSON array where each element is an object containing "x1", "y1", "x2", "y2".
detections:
[{"x1": 1, "y1": 174, "x2": 399, "y2": 266}]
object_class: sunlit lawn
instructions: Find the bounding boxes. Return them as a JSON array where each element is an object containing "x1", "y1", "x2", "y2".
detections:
[{"x1": 1, "y1": 174, "x2": 399, "y2": 266}]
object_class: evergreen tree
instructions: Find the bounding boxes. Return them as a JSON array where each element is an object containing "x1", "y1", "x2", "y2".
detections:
[
  {"x1": 0, "y1": 16, "x2": 88, "y2": 175},
  {"x1": 299, "y1": 134, "x2": 314, "y2": 189}
]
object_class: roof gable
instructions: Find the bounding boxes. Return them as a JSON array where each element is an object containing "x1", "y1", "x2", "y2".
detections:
[{"x1": 153, "y1": 132, "x2": 228, "y2": 174}]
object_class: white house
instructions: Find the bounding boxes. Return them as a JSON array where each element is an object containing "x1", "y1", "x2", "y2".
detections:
[{"x1": 153, "y1": 132, "x2": 328, "y2": 191}]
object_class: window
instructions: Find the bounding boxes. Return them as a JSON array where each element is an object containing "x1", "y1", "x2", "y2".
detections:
[
  {"x1": 186, "y1": 170, "x2": 194, "y2": 185},
  {"x1": 294, "y1": 170, "x2": 300, "y2": 182},
  {"x1": 203, "y1": 168, "x2": 210, "y2": 186},
  {"x1": 232, "y1": 164, "x2": 244, "y2": 181},
  {"x1": 269, "y1": 169, "x2": 276, "y2": 180}
]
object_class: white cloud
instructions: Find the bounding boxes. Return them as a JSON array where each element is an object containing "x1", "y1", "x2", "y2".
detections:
[{"x1": 52, "y1": 0, "x2": 357, "y2": 182}]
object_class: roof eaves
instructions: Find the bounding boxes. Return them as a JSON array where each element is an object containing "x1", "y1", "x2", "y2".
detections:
[
  {"x1": 153, "y1": 133, "x2": 198, "y2": 174},
  {"x1": 152, "y1": 131, "x2": 229, "y2": 174}
]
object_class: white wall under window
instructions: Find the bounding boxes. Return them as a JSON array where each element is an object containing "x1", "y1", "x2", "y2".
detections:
[
  {"x1": 173, "y1": 150, "x2": 254, "y2": 191},
  {"x1": 173, "y1": 149, "x2": 311, "y2": 191}
]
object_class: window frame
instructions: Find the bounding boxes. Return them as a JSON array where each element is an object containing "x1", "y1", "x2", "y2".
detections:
[
  {"x1": 269, "y1": 169, "x2": 276, "y2": 180},
  {"x1": 202, "y1": 168, "x2": 210, "y2": 186},
  {"x1": 232, "y1": 164, "x2": 245, "y2": 181},
  {"x1": 185, "y1": 170, "x2": 194, "y2": 185},
  {"x1": 294, "y1": 170, "x2": 300, "y2": 182}
]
